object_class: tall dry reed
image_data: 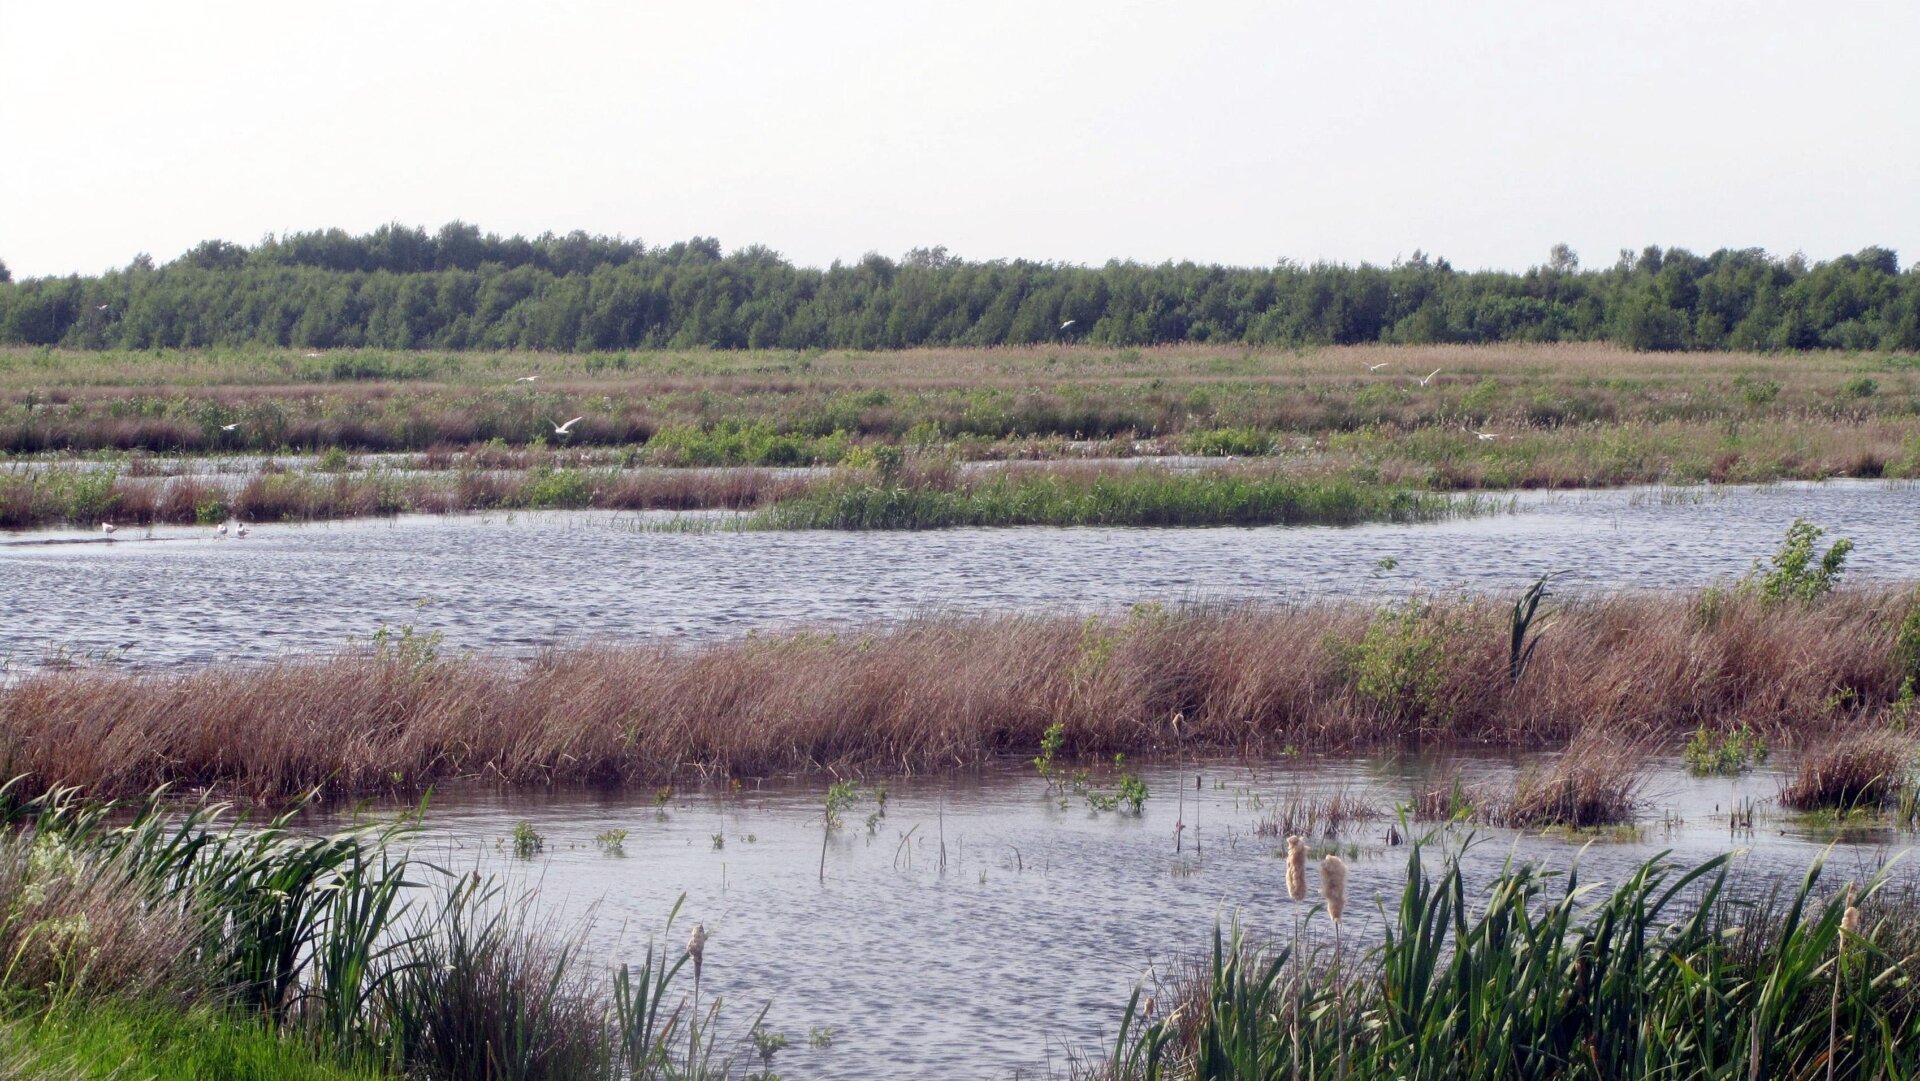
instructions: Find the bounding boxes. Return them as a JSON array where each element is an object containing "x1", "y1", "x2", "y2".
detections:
[{"x1": 0, "y1": 588, "x2": 1913, "y2": 802}]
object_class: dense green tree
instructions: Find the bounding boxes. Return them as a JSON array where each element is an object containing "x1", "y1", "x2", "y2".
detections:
[{"x1": 1, "y1": 224, "x2": 1915, "y2": 353}]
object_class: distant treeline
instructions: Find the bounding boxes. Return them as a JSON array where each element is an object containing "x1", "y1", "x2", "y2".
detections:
[{"x1": 2, "y1": 222, "x2": 1916, "y2": 352}]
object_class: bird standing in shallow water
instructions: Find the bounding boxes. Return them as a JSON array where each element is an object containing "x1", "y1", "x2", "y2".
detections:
[{"x1": 100, "y1": 522, "x2": 115, "y2": 534}]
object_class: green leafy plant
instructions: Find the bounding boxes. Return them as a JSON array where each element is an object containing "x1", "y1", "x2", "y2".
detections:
[
  {"x1": 818, "y1": 780, "x2": 864, "y2": 882},
  {"x1": 594, "y1": 829, "x2": 627, "y2": 856},
  {"x1": 1033, "y1": 722, "x2": 1067, "y2": 792},
  {"x1": 1508, "y1": 572, "x2": 1555, "y2": 685},
  {"x1": 746, "y1": 1024, "x2": 789, "y2": 1081},
  {"x1": 367, "y1": 623, "x2": 444, "y2": 671},
  {"x1": 509, "y1": 820, "x2": 543, "y2": 858},
  {"x1": 1743, "y1": 517, "x2": 1853, "y2": 605},
  {"x1": 1683, "y1": 723, "x2": 1770, "y2": 776},
  {"x1": 1333, "y1": 599, "x2": 1451, "y2": 725}
]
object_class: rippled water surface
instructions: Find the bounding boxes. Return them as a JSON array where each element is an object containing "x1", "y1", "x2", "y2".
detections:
[
  {"x1": 395, "y1": 758, "x2": 1916, "y2": 1080},
  {"x1": 3, "y1": 481, "x2": 1917, "y2": 668}
]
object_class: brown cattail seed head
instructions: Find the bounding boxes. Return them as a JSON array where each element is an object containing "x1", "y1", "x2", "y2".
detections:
[
  {"x1": 1842, "y1": 905, "x2": 1861, "y2": 936},
  {"x1": 1321, "y1": 854, "x2": 1348, "y2": 923},
  {"x1": 688, "y1": 923, "x2": 707, "y2": 973},
  {"x1": 1285, "y1": 835, "x2": 1308, "y2": 901}
]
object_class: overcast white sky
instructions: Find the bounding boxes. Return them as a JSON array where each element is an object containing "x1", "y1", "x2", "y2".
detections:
[{"x1": 3, "y1": 1, "x2": 1916, "y2": 278}]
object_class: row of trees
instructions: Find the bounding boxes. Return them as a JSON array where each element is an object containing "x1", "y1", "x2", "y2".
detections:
[{"x1": 2, "y1": 226, "x2": 1916, "y2": 352}]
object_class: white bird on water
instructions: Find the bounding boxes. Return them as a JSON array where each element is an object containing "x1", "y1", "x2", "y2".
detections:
[
  {"x1": 100, "y1": 522, "x2": 116, "y2": 534},
  {"x1": 236, "y1": 524, "x2": 251, "y2": 538},
  {"x1": 1416, "y1": 368, "x2": 1442, "y2": 386},
  {"x1": 551, "y1": 416, "x2": 584, "y2": 436},
  {"x1": 216, "y1": 523, "x2": 228, "y2": 536},
  {"x1": 515, "y1": 375, "x2": 539, "y2": 383}
]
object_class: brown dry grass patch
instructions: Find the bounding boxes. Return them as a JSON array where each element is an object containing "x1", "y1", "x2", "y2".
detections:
[
  {"x1": 1781, "y1": 730, "x2": 1915, "y2": 811},
  {"x1": 1, "y1": 588, "x2": 1913, "y2": 804}
]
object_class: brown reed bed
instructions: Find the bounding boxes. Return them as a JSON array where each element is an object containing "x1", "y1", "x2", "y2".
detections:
[
  {"x1": 1414, "y1": 729, "x2": 1648, "y2": 829},
  {"x1": 1781, "y1": 730, "x2": 1915, "y2": 811},
  {"x1": 2, "y1": 588, "x2": 1915, "y2": 804}
]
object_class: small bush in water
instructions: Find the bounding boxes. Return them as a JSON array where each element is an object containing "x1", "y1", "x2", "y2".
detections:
[{"x1": 1683, "y1": 723, "x2": 1769, "y2": 776}]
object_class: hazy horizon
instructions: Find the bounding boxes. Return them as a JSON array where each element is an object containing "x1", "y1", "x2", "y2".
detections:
[{"x1": 5, "y1": 1, "x2": 1916, "y2": 279}]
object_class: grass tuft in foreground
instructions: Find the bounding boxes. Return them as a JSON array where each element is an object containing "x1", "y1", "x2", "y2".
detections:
[
  {"x1": 1107, "y1": 841, "x2": 1920, "y2": 1080},
  {"x1": 0, "y1": 784, "x2": 757, "y2": 1080}
]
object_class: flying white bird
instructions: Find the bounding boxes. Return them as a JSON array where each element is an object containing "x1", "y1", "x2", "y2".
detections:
[
  {"x1": 221, "y1": 423, "x2": 241, "y2": 431},
  {"x1": 551, "y1": 416, "x2": 584, "y2": 435},
  {"x1": 303, "y1": 351, "x2": 323, "y2": 358},
  {"x1": 1472, "y1": 430, "x2": 1500, "y2": 441},
  {"x1": 1365, "y1": 362, "x2": 1390, "y2": 371},
  {"x1": 100, "y1": 522, "x2": 116, "y2": 534},
  {"x1": 1416, "y1": 368, "x2": 1442, "y2": 386},
  {"x1": 515, "y1": 375, "x2": 539, "y2": 383},
  {"x1": 1059, "y1": 319, "x2": 1075, "y2": 331}
]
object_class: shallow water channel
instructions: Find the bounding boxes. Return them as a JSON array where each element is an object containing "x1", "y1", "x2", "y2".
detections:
[
  {"x1": 2, "y1": 480, "x2": 1916, "y2": 669},
  {"x1": 387, "y1": 757, "x2": 1915, "y2": 1080}
]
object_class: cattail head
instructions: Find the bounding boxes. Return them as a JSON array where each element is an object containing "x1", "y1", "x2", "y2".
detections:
[
  {"x1": 1321, "y1": 854, "x2": 1348, "y2": 923},
  {"x1": 1285, "y1": 835, "x2": 1307, "y2": 901},
  {"x1": 688, "y1": 922, "x2": 708, "y2": 981},
  {"x1": 1842, "y1": 883, "x2": 1861, "y2": 937}
]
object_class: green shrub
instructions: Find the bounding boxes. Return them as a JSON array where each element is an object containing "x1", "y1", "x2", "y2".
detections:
[
  {"x1": 1683, "y1": 723, "x2": 1769, "y2": 776},
  {"x1": 1841, "y1": 375, "x2": 1879, "y2": 399},
  {"x1": 1182, "y1": 427, "x2": 1273, "y2": 457},
  {"x1": 1742, "y1": 517, "x2": 1852, "y2": 605},
  {"x1": 1334, "y1": 600, "x2": 1451, "y2": 724}
]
